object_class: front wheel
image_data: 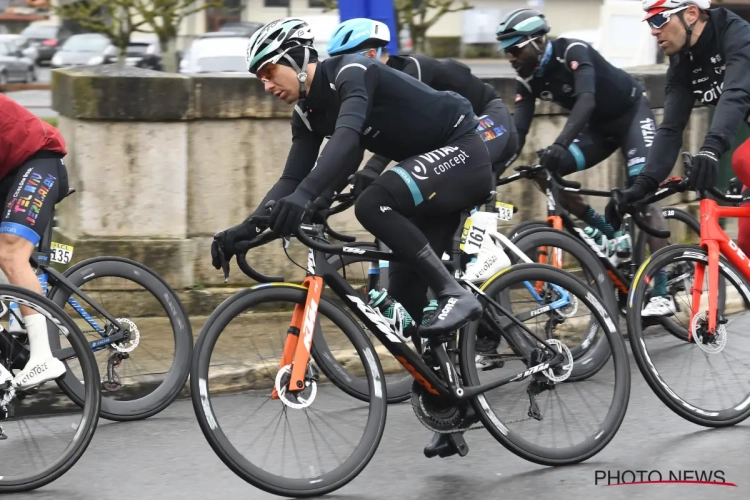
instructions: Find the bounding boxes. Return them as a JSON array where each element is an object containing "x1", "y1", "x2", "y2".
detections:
[
  {"x1": 461, "y1": 264, "x2": 630, "y2": 466},
  {"x1": 627, "y1": 244, "x2": 750, "y2": 427},
  {"x1": 191, "y1": 285, "x2": 386, "y2": 498}
]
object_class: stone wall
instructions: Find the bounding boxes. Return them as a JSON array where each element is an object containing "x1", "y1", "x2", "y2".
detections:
[{"x1": 50, "y1": 64, "x2": 709, "y2": 290}]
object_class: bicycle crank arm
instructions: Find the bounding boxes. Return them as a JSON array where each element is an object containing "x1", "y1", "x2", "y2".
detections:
[
  {"x1": 53, "y1": 329, "x2": 128, "y2": 361},
  {"x1": 430, "y1": 342, "x2": 464, "y2": 399}
]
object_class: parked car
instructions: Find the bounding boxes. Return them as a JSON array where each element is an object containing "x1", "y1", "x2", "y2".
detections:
[
  {"x1": 18, "y1": 21, "x2": 75, "y2": 65},
  {"x1": 179, "y1": 32, "x2": 252, "y2": 74},
  {"x1": 50, "y1": 33, "x2": 111, "y2": 69},
  {"x1": 102, "y1": 35, "x2": 163, "y2": 70},
  {"x1": 0, "y1": 35, "x2": 36, "y2": 84}
]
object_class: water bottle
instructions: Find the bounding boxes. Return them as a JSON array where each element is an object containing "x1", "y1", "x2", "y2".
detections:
[{"x1": 367, "y1": 289, "x2": 416, "y2": 341}]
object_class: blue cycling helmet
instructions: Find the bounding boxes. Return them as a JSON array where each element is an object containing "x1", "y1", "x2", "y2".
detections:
[{"x1": 327, "y1": 18, "x2": 390, "y2": 57}]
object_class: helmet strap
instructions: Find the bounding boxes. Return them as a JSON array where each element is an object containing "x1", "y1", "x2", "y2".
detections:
[
  {"x1": 677, "y1": 10, "x2": 698, "y2": 60},
  {"x1": 376, "y1": 47, "x2": 383, "y2": 59},
  {"x1": 281, "y1": 46, "x2": 311, "y2": 109}
]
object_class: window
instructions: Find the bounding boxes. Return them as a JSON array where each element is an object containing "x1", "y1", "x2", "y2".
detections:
[{"x1": 264, "y1": 0, "x2": 290, "y2": 6}]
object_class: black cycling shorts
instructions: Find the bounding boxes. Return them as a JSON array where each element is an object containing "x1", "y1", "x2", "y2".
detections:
[
  {"x1": 556, "y1": 93, "x2": 655, "y2": 185},
  {"x1": 475, "y1": 98, "x2": 518, "y2": 177},
  {"x1": 376, "y1": 130, "x2": 493, "y2": 218},
  {"x1": 0, "y1": 151, "x2": 68, "y2": 246}
]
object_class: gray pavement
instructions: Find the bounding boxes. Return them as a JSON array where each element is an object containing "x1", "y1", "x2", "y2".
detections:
[{"x1": 6, "y1": 334, "x2": 750, "y2": 500}]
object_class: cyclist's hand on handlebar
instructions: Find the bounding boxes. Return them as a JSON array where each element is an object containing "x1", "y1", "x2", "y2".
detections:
[
  {"x1": 211, "y1": 217, "x2": 264, "y2": 270},
  {"x1": 306, "y1": 193, "x2": 334, "y2": 224},
  {"x1": 539, "y1": 143, "x2": 568, "y2": 173},
  {"x1": 605, "y1": 175, "x2": 657, "y2": 230},
  {"x1": 269, "y1": 188, "x2": 313, "y2": 236},
  {"x1": 351, "y1": 166, "x2": 380, "y2": 197},
  {"x1": 688, "y1": 148, "x2": 719, "y2": 190}
]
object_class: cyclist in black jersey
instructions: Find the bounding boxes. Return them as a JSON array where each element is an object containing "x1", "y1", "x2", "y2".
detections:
[
  {"x1": 326, "y1": 17, "x2": 518, "y2": 193},
  {"x1": 210, "y1": 21, "x2": 491, "y2": 457},
  {"x1": 497, "y1": 8, "x2": 674, "y2": 316},
  {"x1": 616, "y1": 1, "x2": 750, "y2": 260}
]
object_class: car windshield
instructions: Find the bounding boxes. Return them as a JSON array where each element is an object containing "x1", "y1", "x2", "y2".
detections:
[
  {"x1": 62, "y1": 35, "x2": 110, "y2": 52},
  {"x1": 126, "y1": 43, "x2": 150, "y2": 55},
  {"x1": 20, "y1": 25, "x2": 57, "y2": 39}
]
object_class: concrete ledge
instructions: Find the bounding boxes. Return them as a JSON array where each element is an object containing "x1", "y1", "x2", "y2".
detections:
[
  {"x1": 51, "y1": 65, "x2": 192, "y2": 121},
  {"x1": 52, "y1": 63, "x2": 677, "y2": 121}
]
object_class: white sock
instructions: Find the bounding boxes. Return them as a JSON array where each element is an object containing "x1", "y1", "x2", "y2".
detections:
[{"x1": 24, "y1": 314, "x2": 51, "y2": 364}]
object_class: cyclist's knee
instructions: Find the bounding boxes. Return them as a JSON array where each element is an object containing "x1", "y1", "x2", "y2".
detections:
[
  {"x1": 0, "y1": 233, "x2": 34, "y2": 273},
  {"x1": 354, "y1": 183, "x2": 394, "y2": 229}
]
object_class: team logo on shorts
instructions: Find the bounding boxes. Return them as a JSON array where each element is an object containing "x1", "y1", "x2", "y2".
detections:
[{"x1": 412, "y1": 161, "x2": 429, "y2": 180}]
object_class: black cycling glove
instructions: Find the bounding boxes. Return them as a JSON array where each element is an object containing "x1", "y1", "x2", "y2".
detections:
[
  {"x1": 605, "y1": 175, "x2": 657, "y2": 231},
  {"x1": 269, "y1": 188, "x2": 314, "y2": 237},
  {"x1": 688, "y1": 148, "x2": 720, "y2": 191},
  {"x1": 540, "y1": 143, "x2": 569, "y2": 173},
  {"x1": 352, "y1": 166, "x2": 381, "y2": 197},
  {"x1": 211, "y1": 217, "x2": 264, "y2": 270}
]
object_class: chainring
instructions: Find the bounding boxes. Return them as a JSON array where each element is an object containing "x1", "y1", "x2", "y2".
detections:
[{"x1": 410, "y1": 379, "x2": 466, "y2": 432}]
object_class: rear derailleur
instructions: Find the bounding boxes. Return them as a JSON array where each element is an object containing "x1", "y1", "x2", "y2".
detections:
[{"x1": 103, "y1": 352, "x2": 129, "y2": 392}]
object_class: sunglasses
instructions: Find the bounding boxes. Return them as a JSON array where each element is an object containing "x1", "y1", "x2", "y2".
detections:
[
  {"x1": 647, "y1": 5, "x2": 688, "y2": 29},
  {"x1": 504, "y1": 36, "x2": 540, "y2": 57}
]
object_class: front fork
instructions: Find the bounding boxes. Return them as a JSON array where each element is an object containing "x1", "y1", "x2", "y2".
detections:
[{"x1": 689, "y1": 240, "x2": 720, "y2": 340}]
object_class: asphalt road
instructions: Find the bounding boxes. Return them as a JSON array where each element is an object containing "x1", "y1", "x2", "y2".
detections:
[
  {"x1": 6, "y1": 61, "x2": 515, "y2": 119},
  {"x1": 5, "y1": 331, "x2": 749, "y2": 500}
]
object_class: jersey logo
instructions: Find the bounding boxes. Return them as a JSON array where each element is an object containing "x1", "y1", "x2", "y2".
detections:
[
  {"x1": 412, "y1": 161, "x2": 429, "y2": 180},
  {"x1": 562, "y1": 84, "x2": 572, "y2": 94},
  {"x1": 570, "y1": 60, "x2": 579, "y2": 70}
]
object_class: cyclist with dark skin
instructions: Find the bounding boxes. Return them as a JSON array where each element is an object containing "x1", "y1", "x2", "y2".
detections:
[
  {"x1": 497, "y1": 8, "x2": 674, "y2": 316},
  {"x1": 616, "y1": 1, "x2": 750, "y2": 259},
  {"x1": 210, "y1": 18, "x2": 493, "y2": 459}
]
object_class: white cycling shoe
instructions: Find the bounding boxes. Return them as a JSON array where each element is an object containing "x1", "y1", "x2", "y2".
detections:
[
  {"x1": 13, "y1": 357, "x2": 66, "y2": 390},
  {"x1": 642, "y1": 296, "x2": 677, "y2": 317}
]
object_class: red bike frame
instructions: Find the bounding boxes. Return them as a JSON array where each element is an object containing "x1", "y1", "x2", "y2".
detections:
[{"x1": 691, "y1": 198, "x2": 750, "y2": 338}]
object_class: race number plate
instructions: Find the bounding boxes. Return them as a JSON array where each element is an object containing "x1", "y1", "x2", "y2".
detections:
[
  {"x1": 496, "y1": 202, "x2": 514, "y2": 221},
  {"x1": 460, "y1": 212, "x2": 493, "y2": 255},
  {"x1": 50, "y1": 242, "x2": 74, "y2": 264}
]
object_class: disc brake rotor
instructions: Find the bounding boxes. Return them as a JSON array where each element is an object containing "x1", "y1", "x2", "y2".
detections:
[
  {"x1": 691, "y1": 311, "x2": 727, "y2": 354},
  {"x1": 274, "y1": 364, "x2": 317, "y2": 409},
  {"x1": 112, "y1": 318, "x2": 140, "y2": 353},
  {"x1": 543, "y1": 339, "x2": 573, "y2": 382}
]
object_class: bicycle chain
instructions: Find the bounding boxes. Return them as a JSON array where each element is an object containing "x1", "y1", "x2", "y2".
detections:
[{"x1": 412, "y1": 355, "x2": 535, "y2": 434}]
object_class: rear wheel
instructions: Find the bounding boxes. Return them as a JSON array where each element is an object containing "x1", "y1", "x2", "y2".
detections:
[{"x1": 461, "y1": 264, "x2": 630, "y2": 465}]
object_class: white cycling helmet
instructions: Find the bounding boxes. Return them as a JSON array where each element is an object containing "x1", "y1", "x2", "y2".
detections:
[{"x1": 642, "y1": 0, "x2": 711, "y2": 21}]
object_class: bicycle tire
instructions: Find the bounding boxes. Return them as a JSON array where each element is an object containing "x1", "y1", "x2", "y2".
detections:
[
  {"x1": 327, "y1": 243, "x2": 414, "y2": 404},
  {"x1": 505, "y1": 220, "x2": 548, "y2": 241},
  {"x1": 191, "y1": 284, "x2": 387, "y2": 498},
  {"x1": 0, "y1": 285, "x2": 100, "y2": 493},
  {"x1": 460, "y1": 264, "x2": 631, "y2": 465},
  {"x1": 47, "y1": 256, "x2": 192, "y2": 421},
  {"x1": 627, "y1": 244, "x2": 750, "y2": 427},
  {"x1": 632, "y1": 207, "x2": 724, "y2": 341},
  {"x1": 510, "y1": 227, "x2": 617, "y2": 380}
]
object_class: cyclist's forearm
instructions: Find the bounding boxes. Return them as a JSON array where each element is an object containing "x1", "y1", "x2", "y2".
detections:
[
  {"x1": 363, "y1": 154, "x2": 391, "y2": 174},
  {"x1": 297, "y1": 127, "x2": 363, "y2": 199},
  {"x1": 554, "y1": 92, "x2": 595, "y2": 147}
]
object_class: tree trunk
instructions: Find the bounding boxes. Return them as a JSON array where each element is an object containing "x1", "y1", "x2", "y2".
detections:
[
  {"x1": 412, "y1": 25, "x2": 427, "y2": 54},
  {"x1": 161, "y1": 37, "x2": 178, "y2": 73}
]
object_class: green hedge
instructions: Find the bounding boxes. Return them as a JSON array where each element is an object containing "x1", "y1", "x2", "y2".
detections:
[
  {"x1": 41, "y1": 116, "x2": 57, "y2": 127},
  {"x1": 426, "y1": 37, "x2": 461, "y2": 58}
]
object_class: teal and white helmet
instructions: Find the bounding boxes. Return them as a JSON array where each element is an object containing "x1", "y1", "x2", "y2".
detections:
[{"x1": 246, "y1": 18, "x2": 315, "y2": 74}]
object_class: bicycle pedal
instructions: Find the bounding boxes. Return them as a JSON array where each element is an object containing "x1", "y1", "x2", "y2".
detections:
[{"x1": 445, "y1": 432, "x2": 469, "y2": 457}]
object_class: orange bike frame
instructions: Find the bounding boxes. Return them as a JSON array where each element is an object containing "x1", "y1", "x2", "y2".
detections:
[
  {"x1": 691, "y1": 198, "x2": 750, "y2": 339},
  {"x1": 271, "y1": 275, "x2": 324, "y2": 399}
]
